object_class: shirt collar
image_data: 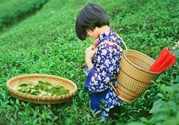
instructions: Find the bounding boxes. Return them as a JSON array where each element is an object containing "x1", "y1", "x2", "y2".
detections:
[{"x1": 97, "y1": 29, "x2": 113, "y2": 47}]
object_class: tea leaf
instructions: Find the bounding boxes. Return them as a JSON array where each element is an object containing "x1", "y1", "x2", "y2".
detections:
[
  {"x1": 31, "y1": 91, "x2": 41, "y2": 95},
  {"x1": 38, "y1": 81, "x2": 52, "y2": 86},
  {"x1": 18, "y1": 89, "x2": 25, "y2": 93},
  {"x1": 19, "y1": 84, "x2": 28, "y2": 87}
]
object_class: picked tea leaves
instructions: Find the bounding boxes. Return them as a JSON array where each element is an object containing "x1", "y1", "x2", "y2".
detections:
[
  {"x1": 31, "y1": 91, "x2": 41, "y2": 95},
  {"x1": 38, "y1": 81, "x2": 52, "y2": 86},
  {"x1": 18, "y1": 81, "x2": 69, "y2": 96},
  {"x1": 19, "y1": 83, "x2": 28, "y2": 87},
  {"x1": 18, "y1": 88, "x2": 32, "y2": 94}
]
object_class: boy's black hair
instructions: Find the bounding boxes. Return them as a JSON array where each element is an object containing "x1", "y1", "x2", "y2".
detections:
[{"x1": 75, "y1": 3, "x2": 109, "y2": 40}]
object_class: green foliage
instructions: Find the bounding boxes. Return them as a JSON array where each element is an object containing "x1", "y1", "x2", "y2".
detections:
[
  {"x1": 173, "y1": 49, "x2": 179, "y2": 59},
  {"x1": 0, "y1": 0, "x2": 179, "y2": 124},
  {"x1": 128, "y1": 83, "x2": 179, "y2": 125},
  {"x1": 0, "y1": 0, "x2": 49, "y2": 33}
]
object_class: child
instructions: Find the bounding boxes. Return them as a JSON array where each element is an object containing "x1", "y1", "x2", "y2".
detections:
[{"x1": 75, "y1": 3, "x2": 123, "y2": 119}]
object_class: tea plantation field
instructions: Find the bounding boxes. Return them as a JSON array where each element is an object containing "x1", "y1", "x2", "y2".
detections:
[{"x1": 0, "y1": 0, "x2": 179, "y2": 124}]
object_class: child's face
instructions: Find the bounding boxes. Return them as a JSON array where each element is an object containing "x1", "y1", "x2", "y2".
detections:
[{"x1": 86, "y1": 28, "x2": 99, "y2": 39}]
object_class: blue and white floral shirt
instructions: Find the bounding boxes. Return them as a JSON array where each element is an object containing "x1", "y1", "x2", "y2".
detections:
[{"x1": 84, "y1": 29, "x2": 123, "y2": 119}]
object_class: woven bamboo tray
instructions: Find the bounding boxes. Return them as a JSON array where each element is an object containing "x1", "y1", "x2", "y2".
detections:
[{"x1": 7, "y1": 74, "x2": 77, "y2": 104}]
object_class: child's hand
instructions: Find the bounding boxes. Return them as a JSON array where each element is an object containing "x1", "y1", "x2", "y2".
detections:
[
  {"x1": 85, "y1": 45, "x2": 96, "y2": 70},
  {"x1": 85, "y1": 45, "x2": 96, "y2": 60},
  {"x1": 94, "y1": 38, "x2": 99, "y2": 47}
]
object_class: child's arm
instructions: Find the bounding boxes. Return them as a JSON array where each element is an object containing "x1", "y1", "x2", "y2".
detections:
[{"x1": 85, "y1": 39, "x2": 99, "y2": 75}]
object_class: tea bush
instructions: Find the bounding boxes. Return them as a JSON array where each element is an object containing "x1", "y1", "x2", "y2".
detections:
[
  {"x1": 0, "y1": 0, "x2": 178, "y2": 124},
  {"x1": 0, "y1": 0, "x2": 49, "y2": 33}
]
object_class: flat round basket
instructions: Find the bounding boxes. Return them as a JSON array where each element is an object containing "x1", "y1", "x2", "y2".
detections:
[{"x1": 7, "y1": 74, "x2": 77, "y2": 104}]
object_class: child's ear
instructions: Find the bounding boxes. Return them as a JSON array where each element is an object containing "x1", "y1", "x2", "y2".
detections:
[
  {"x1": 86, "y1": 29, "x2": 92, "y2": 33},
  {"x1": 86, "y1": 29, "x2": 93, "y2": 37}
]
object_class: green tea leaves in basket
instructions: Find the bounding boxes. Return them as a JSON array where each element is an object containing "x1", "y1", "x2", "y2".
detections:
[
  {"x1": 18, "y1": 88, "x2": 32, "y2": 94},
  {"x1": 19, "y1": 83, "x2": 28, "y2": 87},
  {"x1": 38, "y1": 81, "x2": 52, "y2": 86},
  {"x1": 31, "y1": 91, "x2": 41, "y2": 95},
  {"x1": 49, "y1": 85, "x2": 70, "y2": 96},
  {"x1": 18, "y1": 81, "x2": 69, "y2": 96}
]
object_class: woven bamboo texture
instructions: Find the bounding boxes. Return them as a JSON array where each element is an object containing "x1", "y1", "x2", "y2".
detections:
[
  {"x1": 7, "y1": 74, "x2": 77, "y2": 104},
  {"x1": 116, "y1": 50, "x2": 160, "y2": 103}
]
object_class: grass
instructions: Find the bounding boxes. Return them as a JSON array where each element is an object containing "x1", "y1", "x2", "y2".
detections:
[{"x1": 0, "y1": 0, "x2": 179, "y2": 124}]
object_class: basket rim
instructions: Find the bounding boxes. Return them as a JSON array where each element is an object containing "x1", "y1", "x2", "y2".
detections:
[
  {"x1": 6, "y1": 74, "x2": 77, "y2": 101},
  {"x1": 123, "y1": 49, "x2": 160, "y2": 75}
]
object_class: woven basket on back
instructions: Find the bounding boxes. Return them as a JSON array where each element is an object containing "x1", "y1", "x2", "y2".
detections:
[
  {"x1": 99, "y1": 39, "x2": 160, "y2": 104},
  {"x1": 112, "y1": 50, "x2": 160, "y2": 104},
  {"x1": 7, "y1": 74, "x2": 77, "y2": 104}
]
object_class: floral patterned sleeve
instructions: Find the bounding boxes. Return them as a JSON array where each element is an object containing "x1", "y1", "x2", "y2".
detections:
[{"x1": 84, "y1": 43, "x2": 122, "y2": 92}]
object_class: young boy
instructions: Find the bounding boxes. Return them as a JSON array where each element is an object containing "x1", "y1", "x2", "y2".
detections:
[{"x1": 75, "y1": 3, "x2": 123, "y2": 119}]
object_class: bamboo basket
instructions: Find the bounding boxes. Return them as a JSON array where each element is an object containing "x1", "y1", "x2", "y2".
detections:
[
  {"x1": 100, "y1": 38, "x2": 160, "y2": 104},
  {"x1": 7, "y1": 74, "x2": 77, "y2": 104},
  {"x1": 113, "y1": 50, "x2": 160, "y2": 104}
]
